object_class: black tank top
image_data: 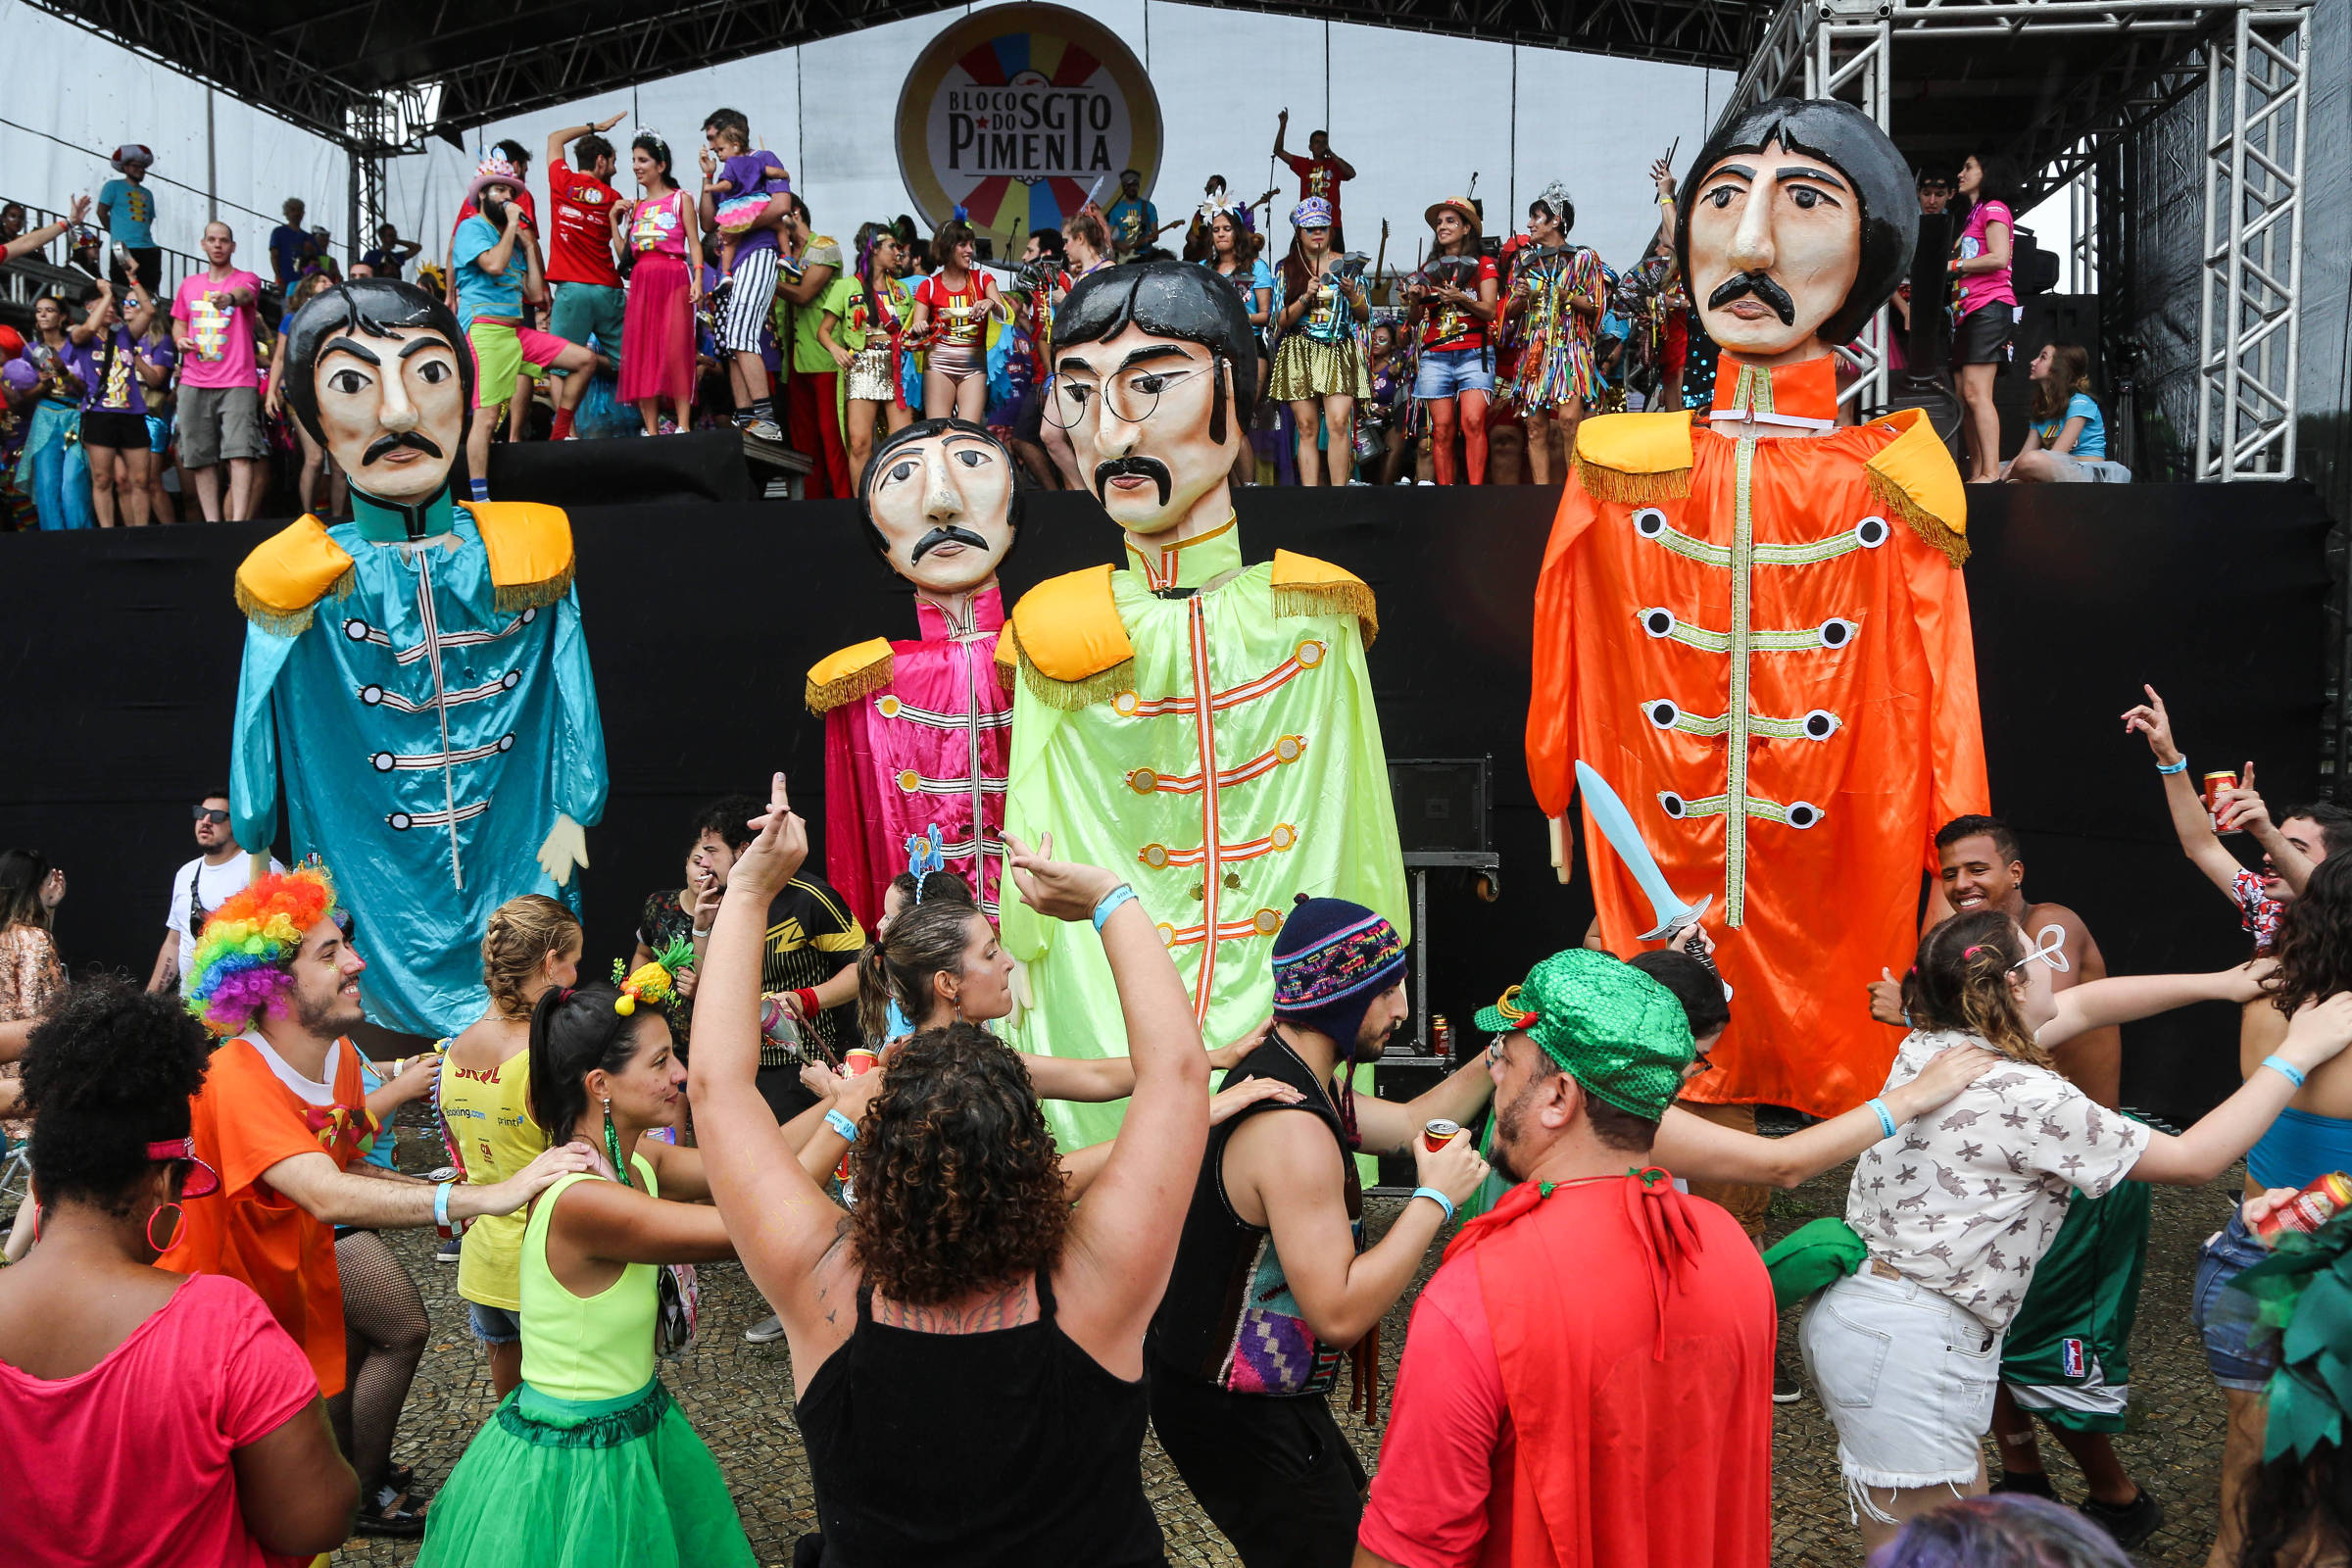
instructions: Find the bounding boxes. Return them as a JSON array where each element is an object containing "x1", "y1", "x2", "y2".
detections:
[
  {"x1": 797, "y1": 1266, "x2": 1164, "y2": 1566},
  {"x1": 1147, "y1": 1033, "x2": 1361, "y2": 1391}
]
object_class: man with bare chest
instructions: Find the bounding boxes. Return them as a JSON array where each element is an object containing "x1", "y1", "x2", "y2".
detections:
[{"x1": 1872, "y1": 813, "x2": 2161, "y2": 1545}]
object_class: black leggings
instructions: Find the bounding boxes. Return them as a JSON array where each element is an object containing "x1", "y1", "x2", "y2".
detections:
[{"x1": 329, "y1": 1229, "x2": 429, "y2": 1499}]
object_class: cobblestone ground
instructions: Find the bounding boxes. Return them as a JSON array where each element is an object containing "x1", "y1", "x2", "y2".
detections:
[{"x1": 339, "y1": 1109, "x2": 2246, "y2": 1567}]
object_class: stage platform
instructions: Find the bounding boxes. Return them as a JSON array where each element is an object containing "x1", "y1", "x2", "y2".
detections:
[{"x1": 0, "y1": 480, "x2": 2328, "y2": 1121}]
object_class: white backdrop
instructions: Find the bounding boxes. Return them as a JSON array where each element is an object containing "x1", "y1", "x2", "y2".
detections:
[
  {"x1": 7, "y1": 0, "x2": 1732, "y2": 274},
  {"x1": 0, "y1": 0, "x2": 350, "y2": 260}
]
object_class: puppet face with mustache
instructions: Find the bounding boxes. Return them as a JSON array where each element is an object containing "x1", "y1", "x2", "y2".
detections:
[
  {"x1": 313, "y1": 323, "x2": 466, "y2": 506},
  {"x1": 1053, "y1": 323, "x2": 1234, "y2": 537},
  {"x1": 1686, "y1": 137, "x2": 1861, "y2": 362},
  {"x1": 862, "y1": 427, "x2": 1015, "y2": 593}
]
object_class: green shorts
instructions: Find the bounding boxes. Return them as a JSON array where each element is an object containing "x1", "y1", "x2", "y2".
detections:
[
  {"x1": 548, "y1": 281, "x2": 625, "y2": 371},
  {"x1": 466, "y1": 320, "x2": 549, "y2": 409},
  {"x1": 2000, "y1": 1177, "x2": 2153, "y2": 1432}
]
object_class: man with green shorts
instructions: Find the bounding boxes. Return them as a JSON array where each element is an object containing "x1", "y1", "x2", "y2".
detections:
[{"x1": 451, "y1": 154, "x2": 598, "y2": 495}]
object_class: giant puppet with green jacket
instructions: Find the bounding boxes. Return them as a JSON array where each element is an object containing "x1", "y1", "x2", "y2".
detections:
[{"x1": 228, "y1": 278, "x2": 607, "y2": 1035}]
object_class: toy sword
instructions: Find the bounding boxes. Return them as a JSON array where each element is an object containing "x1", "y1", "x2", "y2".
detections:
[{"x1": 1576, "y1": 759, "x2": 1712, "y2": 942}]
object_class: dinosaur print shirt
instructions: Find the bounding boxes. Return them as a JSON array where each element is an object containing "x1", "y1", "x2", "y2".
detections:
[{"x1": 1846, "y1": 1029, "x2": 2145, "y2": 1334}]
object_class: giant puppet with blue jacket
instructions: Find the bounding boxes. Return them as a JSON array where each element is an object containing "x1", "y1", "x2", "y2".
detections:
[{"x1": 227, "y1": 277, "x2": 607, "y2": 1034}]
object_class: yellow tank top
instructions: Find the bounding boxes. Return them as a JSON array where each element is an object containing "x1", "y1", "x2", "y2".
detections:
[
  {"x1": 440, "y1": 1046, "x2": 544, "y2": 1311},
  {"x1": 520, "y1": 1154, "x2": 660, "y2": 1400}
]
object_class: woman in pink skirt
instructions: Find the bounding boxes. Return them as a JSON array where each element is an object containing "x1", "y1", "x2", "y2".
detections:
[{"x1": 617, "y1": 132, "x2": 701, "y2": 435}]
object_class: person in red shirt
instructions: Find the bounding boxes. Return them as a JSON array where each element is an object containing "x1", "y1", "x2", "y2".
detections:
[
  {"x1": 0, "y1": 979, "x2": 358, "y2": 1568},
  {"x1": 1408, "y1": 198, "x2": 1499, "y2": 485},
  {"x1": 1356, "y1": 948, "x2": 1776, "y2": 1568},
  {"x1": 1273, "y1": 111, "x2": 1355, "y2": 250},
  {"x1": 541, "y1": 113, "x2": 629, "y2": 439}
]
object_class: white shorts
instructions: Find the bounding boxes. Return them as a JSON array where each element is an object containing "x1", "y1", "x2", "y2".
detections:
[
  {"x1": 2042, "y1": 453, "x2": 2132, "y2": 483},
  {"x1": 1799, "y1": 1264, "x2": 2002, "y2": 1513},
  {"x1": 720, "y1": 246, "x2": 779, "y2": 355}
]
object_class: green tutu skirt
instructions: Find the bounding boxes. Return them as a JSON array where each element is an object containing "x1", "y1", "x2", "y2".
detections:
[
  {"x1": 1267, "y1": 332, "x2": 1371, "y2": 402},
  {"x1": 415, "y1": 1379, "x2": 756, "y2": 1568}
]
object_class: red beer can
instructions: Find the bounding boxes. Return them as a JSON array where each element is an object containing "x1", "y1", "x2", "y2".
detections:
[
  {"x1": 2205, "y1": 770, "x2": 2240, "y2": 826},
  {"x1": 1431, "y1": 1014, "x2": 1452, "y2": 1057},
  {"x1": 1424, "y1": 1118, "x2": 1462, "y2": 1153},
  {"x1": 2254, "y1": 1171, "x2": 2352, "y2": 1242},
  {"x1": 843, "y1": 1048, "x2": 878, "y2": 1077}
]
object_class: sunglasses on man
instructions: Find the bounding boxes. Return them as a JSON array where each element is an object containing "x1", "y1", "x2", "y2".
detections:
[{"x1": 192, "y1": 805, "x2": 230, "y2": 824}]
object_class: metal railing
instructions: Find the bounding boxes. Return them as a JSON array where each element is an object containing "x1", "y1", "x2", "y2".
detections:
[{"x1": 0, "y1": 198, "x2": 205, "y2": 309}]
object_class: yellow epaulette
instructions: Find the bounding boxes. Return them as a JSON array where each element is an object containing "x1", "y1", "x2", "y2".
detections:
[
  {"x1": 806, "y1": 639, "x2": 895, "y2": 714},
  {"x1": 1269, "y1": 551, "x2": 1379, "y2": 649},
  {"x1": 467, "y1": 501, "x2": 578, "y2": 612},
  {"x1": 1863, "y1": 408, "x2": 1970, "y2": 567},
  {"x1": 1004, "y1": 565, "x2": 1135, "y2": 710},
  {"x1": 233, "y1": 515, "x2": 355, "y2": 637},
  {"x1": 1572, "y1": 410, "x2": 1695, "y2": 505}
]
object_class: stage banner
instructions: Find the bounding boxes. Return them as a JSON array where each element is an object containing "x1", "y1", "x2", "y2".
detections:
[{"x1": 894, "y1": 2, "x2": 1162, "y2": 253}]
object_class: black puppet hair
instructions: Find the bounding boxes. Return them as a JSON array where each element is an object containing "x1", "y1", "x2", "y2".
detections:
[
  {"x1": 1054, "y1": 260, "x2": 1259, "y2": 438},
  {"x1": 526, "y1": 982, "x2": 651, "y2": 1149},
  {"x1": 853, "y1": 417, "x2": 1026, "y2": 570},
  {"x1": 23, "y1": 980, "x2": 212, "y2": 1217},
  {"x1": 278, "y1": 277, "x2": 474, "y2": 446},
  {"x1": 1675, "y1": 96, "x2": 1920, "y2": 350}
]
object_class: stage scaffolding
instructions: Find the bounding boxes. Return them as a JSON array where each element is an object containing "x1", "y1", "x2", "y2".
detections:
[{"x1": 1721, "y1": 0, "x2": 2311, "y2": 484}]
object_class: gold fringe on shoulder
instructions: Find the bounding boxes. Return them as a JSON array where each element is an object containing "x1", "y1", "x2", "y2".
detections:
[
  {"x1": 1019, "y1": 656, "x2": 1137, "y2": 712},
  {"x1": 492, "y1": 556, "x2": 576, "y2": 613},
  {"x1": 1272, "y1": 579, "x2": 1380, "y2": 649},
  {"x1": 1867, "y1": 466, "x2": 1971, "y2": 568},
  {"x1": 234, "y1": 565, "x2": 355, "y2": 637},
  {"x1": 806, "y1": 653, "x2": 895, "y2": 714},
  {"x1": 1576, "y1": 458, "x2": 1692, "y2": 504}
]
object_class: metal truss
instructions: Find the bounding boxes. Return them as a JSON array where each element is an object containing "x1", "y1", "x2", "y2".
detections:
[{"x1": 2195, "y1": 3, "x2": 2309, "y2": 482}]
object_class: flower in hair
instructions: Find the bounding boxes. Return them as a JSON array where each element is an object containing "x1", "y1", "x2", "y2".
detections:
[{"x1": 612, "y1": 936, "x2": 696, "y2": 1015}]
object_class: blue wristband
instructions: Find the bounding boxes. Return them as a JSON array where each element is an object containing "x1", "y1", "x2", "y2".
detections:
[
  {"x1": 1867, "y1": 1099, "x2": 1898, "y2": 1140},
  {"x1": 2264, "y1": 1054, "x2": 2307, "y2": 1090},
  {"x1": 1412, "y1": 1186, "x2": 1456, "y2": 1225},
  {"x1": 824, "y1": 1107, "x2": 860, "y2": 1143},
  {"x1": 1092, "y1": 883, "x2": 1139, "y2": 932},
  {"x1": 433, "y1": 1180, "x2": 454, "y2": 1234},
  {"x1": 2156, "y1": 757, "x2": 2188, "y2": 775}
]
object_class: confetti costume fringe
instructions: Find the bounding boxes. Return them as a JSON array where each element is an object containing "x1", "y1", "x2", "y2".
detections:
[{"x1": 1510, "y1": 247, "x2": 1605, "y2": 414}]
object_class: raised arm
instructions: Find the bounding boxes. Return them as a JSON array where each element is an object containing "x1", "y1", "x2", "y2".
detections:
[
  {"x1": 2218, "y1": 761, "x2": 2316, "y2": 897},
  {"x1": 545, "y1": 112, "x2": 626, "y2": 175},
  {"x1": 1009, "y1": 833, "x2": 1208, "y2": 1368},
  {"x1": 2123, "y1": 684, "x2": 2250, "y2": 898},
  {"x1": 685, "y1": 775, "x2": 854, "y2": 1354},
  {"x1": 1653, "y1": 1045, "x2": 2000, "y2": 1187},
  {"x1": 3, "y1": 195, "x2": 88, "y2": 264},
  {"x1": 1351, "y1": 1056, "x2": 1497, "y2": 1156},
  {"x1": 2037, "y1": 961, "x2": 2269, "y2": 1048},
  {"x1": 1272, "y1": 109, "x2": 1290, "y2": 162}
]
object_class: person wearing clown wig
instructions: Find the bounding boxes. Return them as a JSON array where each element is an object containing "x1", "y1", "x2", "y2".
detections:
[{"x1": 160, "y1": 862, "x2": 596, "y2": 1402}]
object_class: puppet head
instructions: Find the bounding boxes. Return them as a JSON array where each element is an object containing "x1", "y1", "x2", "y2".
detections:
[
  {"x1": 1048, "y1": 261, "x2": 1257, "y2": 538},
  {"x1": 1676, "y1": 97, "x2": 1916, "y2": 364},
  {"x1": 280, "y1": 278, "x2": 472, "y2": 518},
  {"x1": 857, "y1": 417, "x2": 1021, "y2": 594}
]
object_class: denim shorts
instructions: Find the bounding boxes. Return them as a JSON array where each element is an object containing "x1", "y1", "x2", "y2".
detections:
[
  {"x1": 1414, "y1": 345, "x2": 1494, "y2": 400},
  {"x1": 2191, "y1": 1206, "x2": 2277, "y2": 1392},
  {"x1": 466, "y1": 1300, "x2": 521, "y2": 1345},
  {"x1": 1800, "y1": 1264, "x2": 2001, "y2": 1505}
]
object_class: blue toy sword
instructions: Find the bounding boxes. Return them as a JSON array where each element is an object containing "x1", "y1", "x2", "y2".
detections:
[{"x1": 1576, "y1": 759, "x2": 1712, "y2": 942}]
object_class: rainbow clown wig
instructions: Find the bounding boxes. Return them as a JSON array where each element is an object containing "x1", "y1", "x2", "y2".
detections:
[{"x1": 185, "y1": 864, "x2": 340, "y2": 1037}]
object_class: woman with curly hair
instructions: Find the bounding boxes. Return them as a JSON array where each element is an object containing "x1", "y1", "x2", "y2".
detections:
[
  {"x1": 0, "y1": 980, "x2": 358, "y2": 1567},
  {"x1": 437, "y1": 894, "x2": 583, "y2": 1397},
  {"x1": 2197, "y1": 853, "x2": 2352, "y2": 1566},
  {"x1": 689, "y1": 777, "x2": 1211, "y2": 1564},
  {"x1": 416, "y1": 972, "x2": 753, "y2": 1568},
  {"x1": 1801, "y1": 906, "x2": 2352, "y2": 1552}
]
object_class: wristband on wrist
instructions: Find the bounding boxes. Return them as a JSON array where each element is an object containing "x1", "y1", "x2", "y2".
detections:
[
  {"x1": 824, "y1": 1107, "x2": 860, "y2": 1143},
  {"x1": 794, "y1": 988, "x2": 820, "y2": 1019},
  {"x1": 433, "y1": 1180, "x2": 455, "y2": 1237},
  {"x1": 2264, "y1": 1054, "x2": 2308, "y2": 1090},
  {"x1": 1091, "y1": 883, "x2": 1139, "y2": 932},
  {"x1": 1412, "y1": 1186, "x2": 1456, "y2": 1225},
  {"x1": 1866, "y1": 1099, "x2": 1898, "y2": 1140},
  {"x1": 2156, "y1": 757, "x2": 2188, "y2": 775}
]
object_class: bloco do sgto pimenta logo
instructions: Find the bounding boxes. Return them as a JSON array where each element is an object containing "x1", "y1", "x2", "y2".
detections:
[{"x1": 896, "y1": 3, "x2": 1162, "y2": 252}]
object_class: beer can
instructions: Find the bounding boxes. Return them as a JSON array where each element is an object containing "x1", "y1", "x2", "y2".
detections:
[
  {"x1": 2253, "y1": 1170, "x2": 2352, "y2": 1242},
  {"x1": 2205, "y1": 769, "x2": 2240, "y2": 822},
  {"x1": 843, "y1": 1048, "x2": 879, "y2": 1077},
  {"x1": 1423, "y1": 1118, "x2": 1462, "y2": 1153},
  {"x1": 1431, "y1": 1014, "x2": 1452, "y2": 1056}
]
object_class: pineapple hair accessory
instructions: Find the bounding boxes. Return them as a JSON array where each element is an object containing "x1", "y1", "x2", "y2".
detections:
[{"x1": 612, "y1": 936, "x2": 696, "y2": 1015}]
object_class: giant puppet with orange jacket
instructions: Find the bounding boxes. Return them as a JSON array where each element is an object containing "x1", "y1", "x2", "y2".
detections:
[{"x1": 1526, "y1": 98, "x2": 1987, "y2": 1122}]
